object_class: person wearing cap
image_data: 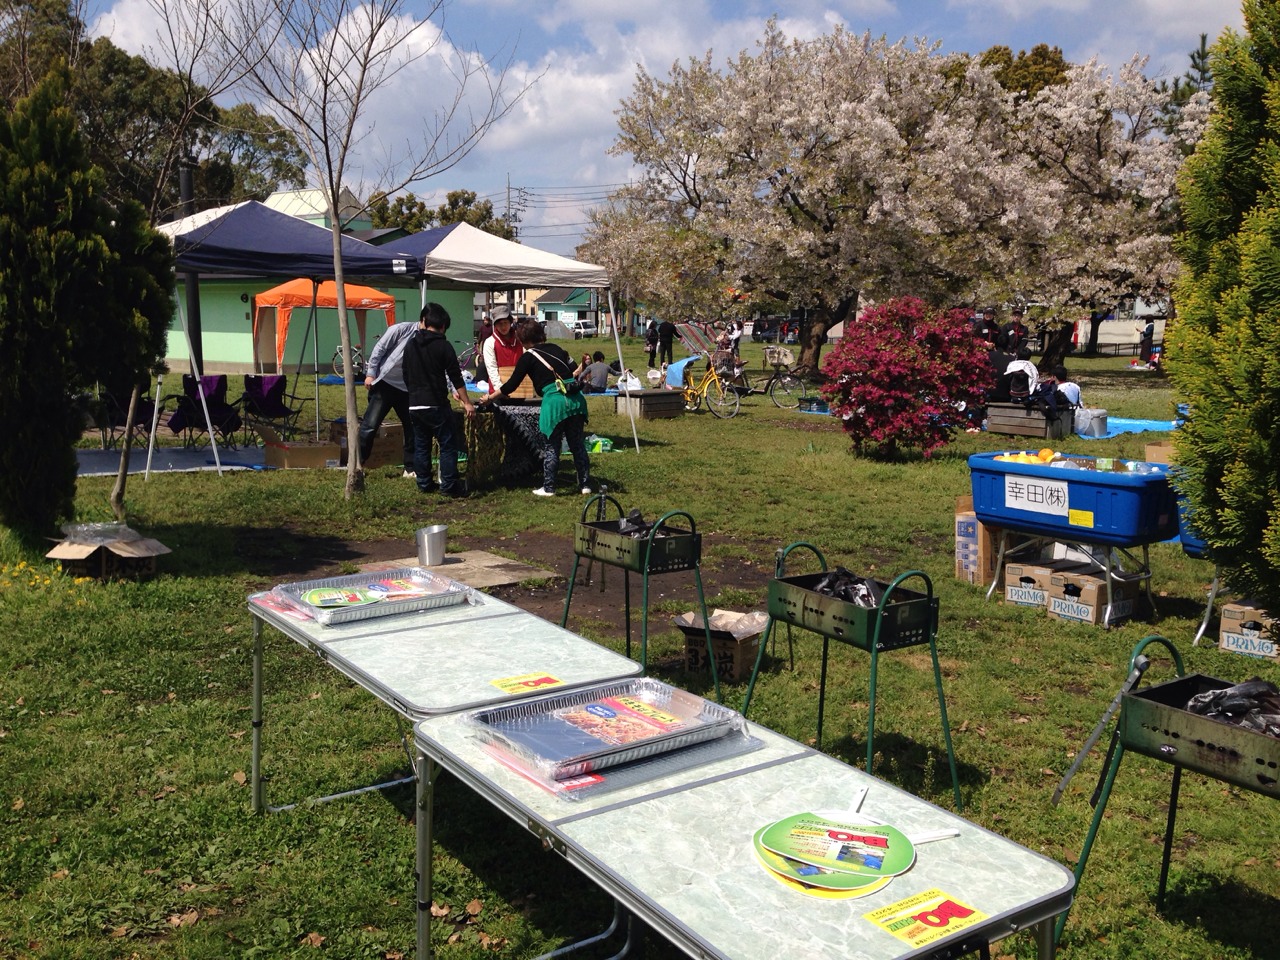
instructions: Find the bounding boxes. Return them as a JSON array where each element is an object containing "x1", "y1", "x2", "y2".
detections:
[
  {"x1": 481, "y1": 304, "x2": 524, "y2": 396},
  {"x1": 359, "y1": 319, "x2": 419, "y2": 477},
  {"x1": 1000, "y1": 306, "x2": 1029, "y2": 353},
  {"x1": 973, "y1": 307, "x2": 1001, "y2": 345}
]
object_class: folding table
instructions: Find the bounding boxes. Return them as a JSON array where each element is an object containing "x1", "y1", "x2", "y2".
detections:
[
  {"x1": 248, "y1": 587, "x2": 642, "y2": 812},
  {"x1": 415, "y1": 713, "x2": 1075, "y2": 960}
]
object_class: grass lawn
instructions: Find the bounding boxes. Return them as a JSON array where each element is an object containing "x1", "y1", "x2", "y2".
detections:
[{"x1": 2, "y1": 345, "x2": 1276, "y2": 959}]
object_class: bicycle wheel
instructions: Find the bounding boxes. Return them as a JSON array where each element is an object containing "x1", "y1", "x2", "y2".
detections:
[
  {"x1": 770, "y1": 373, "x2": 806, "y2": 409},
  {"x1": 707, "y1": 380, "x2": 740, "y2": 419},
  {"x1": 331, "y1": 348, "x2": 346, "y2": 378},
  {"x1": 683, "y1": 387, "x2": 702, "y2": 412}
]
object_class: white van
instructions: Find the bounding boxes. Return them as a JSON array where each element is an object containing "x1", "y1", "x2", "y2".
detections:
[{"x1": 561, "y1": 318, "x2": 597, "y2": 338}]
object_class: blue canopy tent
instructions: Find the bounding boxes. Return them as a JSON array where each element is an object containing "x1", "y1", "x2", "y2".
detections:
[
  {"x1": 155, "y1": 202, "x2": 417, "y2": 462},
  {"x1": 162, "y1": 200, "x2": 415, "y2": 278}
]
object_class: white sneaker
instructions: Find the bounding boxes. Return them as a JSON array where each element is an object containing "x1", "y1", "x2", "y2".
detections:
[
  {"x1": 581, "y1": 486, "x2": 593, "y2": 495},
  {"x1": 402, "y1": 470, "x2": 416, "y2": 478},
  {"x1": 532, "y1": 487, "x2": 555, "y2": 497}
]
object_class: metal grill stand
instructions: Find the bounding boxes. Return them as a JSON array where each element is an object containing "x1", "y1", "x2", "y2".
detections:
[
  {"x1": 561, "y1": 498, "x2": 721, "y2": 703},
  {"x1": 741, "y1": 542, "x2": 962, "y2": 810}
]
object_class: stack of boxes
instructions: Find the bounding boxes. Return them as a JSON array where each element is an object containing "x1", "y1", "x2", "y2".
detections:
[{"x1": 954, "y1": 497, "x2": 998, "y2": 587}]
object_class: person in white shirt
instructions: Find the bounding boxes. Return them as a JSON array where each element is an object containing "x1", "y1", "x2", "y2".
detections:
[{"x1": 1052, "y1": 365, "x2": 1081, "y2": 406}]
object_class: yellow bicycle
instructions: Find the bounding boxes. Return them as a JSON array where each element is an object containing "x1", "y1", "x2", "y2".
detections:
[{"x1": 682, "y1": 352, "x2": 741, "y2": 419}]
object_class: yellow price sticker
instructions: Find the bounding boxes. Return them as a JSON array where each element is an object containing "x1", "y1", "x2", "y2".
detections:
[
  {"x1": 865, "y1": 888, "x2": 987, "y2": 948},
  {"x1": 1068, "y1": 509, "x2": 1094, "y2": 528},
  {"x1": 490, "y1": 672, "x2": 564, "y2": 695}
]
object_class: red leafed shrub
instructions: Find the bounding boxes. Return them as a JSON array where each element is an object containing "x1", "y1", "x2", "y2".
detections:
[{"x1": 819, "y1": 297, "x2": 993, "y2": 457}]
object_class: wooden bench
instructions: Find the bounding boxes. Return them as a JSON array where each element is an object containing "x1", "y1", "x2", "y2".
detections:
[
  {"x1": 616, "y1": 389, "x2": 685, "y2": 420},
  {"x1": 986, "y1": 402, "x2": 1074, "y2": 439}
]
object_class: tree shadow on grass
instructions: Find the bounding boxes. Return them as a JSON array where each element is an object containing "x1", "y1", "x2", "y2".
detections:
[
  {"x1": 140, "y1": 521, "x2": 385, "y2": 581},
  {"x1": 382, "y1": 773, "x2": 623, "y2": 954},
  {"x1": 1160, "y1": 874, "x2": 1278, "y2": 957}
]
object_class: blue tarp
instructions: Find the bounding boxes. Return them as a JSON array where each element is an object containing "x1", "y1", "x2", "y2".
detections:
[
  {"x1": 161, "y1": 201, "x2": 415, "y2": 278},
  {"x1": 1074, "y1": 418, "x2": 1177, "y2": 439}
]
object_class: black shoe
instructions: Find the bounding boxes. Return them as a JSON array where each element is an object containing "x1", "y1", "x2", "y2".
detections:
[
  {"x1": 442, "y1": 485, "x2": 469, "y2": 499},
  {"x1": 417, "y1": 483, "x2": 438, "y2": 494}
]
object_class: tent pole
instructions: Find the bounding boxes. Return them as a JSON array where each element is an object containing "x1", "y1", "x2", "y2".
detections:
[
  {"x1": 608, "y1": 290, "x2": 640, "y2": 453},
  {"x1": 174, "y1": 278, "x2": 224, "y2": 475}
]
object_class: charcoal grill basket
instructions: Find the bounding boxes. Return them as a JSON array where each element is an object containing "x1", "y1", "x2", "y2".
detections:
[
  {"x1": 1120, "y1": 673, "x2": 1280, "y2": 798},
  {"x1": 573, "y1": 516, "x2": 700, "y2": 574},
  {"x1": 767, "y1": 571, "x2": 937, "y2": 652}
]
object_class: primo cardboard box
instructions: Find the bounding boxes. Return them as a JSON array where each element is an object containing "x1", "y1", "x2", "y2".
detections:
[
  {"x1": 1003, "y1": 560, "x2": 1095, "y2": 608},
  {"x1": 955, "y1": 496, "x2": 999, "y2": 586},
  {"x1": 1046, "y1": 569, "x2": 1143, "y2": 626},
  {"x1": 1219, "y1": 600, "x2": 1277, "y2": 660}
]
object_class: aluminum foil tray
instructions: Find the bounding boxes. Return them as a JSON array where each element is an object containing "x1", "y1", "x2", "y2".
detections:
[
  {"x1": 467, "y1": 677, "x2": 744, "y2": 780},
  {"x1": 271, "y1": 567, "x2": 469, "y2": 625}
]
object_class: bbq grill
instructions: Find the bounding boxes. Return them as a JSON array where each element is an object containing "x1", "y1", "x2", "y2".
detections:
[
  {"x1": 741, "y1": 542, "x2": 961, "y2": 811},
  {"x1": 1060, "y1": 635, "x2": 1280, "y2": 944},
  {"x1": 562, "y1": 495, "x2": 719, "y2": 702}
]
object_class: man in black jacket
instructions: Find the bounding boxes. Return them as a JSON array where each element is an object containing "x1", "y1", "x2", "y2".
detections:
[{"x1": 403, "y1": 302, "x2": 475, "y2": 497}]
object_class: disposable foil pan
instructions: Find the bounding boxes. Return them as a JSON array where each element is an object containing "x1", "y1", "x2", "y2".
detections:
[
  {"x1": 271, "y1": 567, "x2": 469, "y2": 625},
  {"x1": 467, "y1": 677, "x2": 743, "y2": 780}
]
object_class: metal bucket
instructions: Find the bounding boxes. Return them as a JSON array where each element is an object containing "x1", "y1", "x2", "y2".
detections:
[{"x1": 416, "y1": 524, "x2": 447, "y2": 566}]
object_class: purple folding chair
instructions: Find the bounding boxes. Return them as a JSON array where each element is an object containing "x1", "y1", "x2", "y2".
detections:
[
  {"x1": 164, "y1": 374, "x2": 242, "y2": 448},
  {"x1": 240, "y1": 374, "x2": 312, "y2": 442}
]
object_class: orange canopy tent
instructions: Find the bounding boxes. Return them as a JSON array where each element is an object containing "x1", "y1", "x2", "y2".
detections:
[{"x1": 252, "y1": 278, "x2": 397, "y2": 370}]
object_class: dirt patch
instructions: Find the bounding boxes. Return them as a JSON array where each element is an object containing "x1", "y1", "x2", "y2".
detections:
[{"x1": 270, "y1": 528, "x2": 787, "y2": 643}]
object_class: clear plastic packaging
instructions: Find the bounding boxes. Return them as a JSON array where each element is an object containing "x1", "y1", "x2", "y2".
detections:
[
  {"x1": 270, "y1": 567, "x2": 469, "y2": 625},
  {"x1": 467, "y1": 678, "x2": 744, "y2": 781}
]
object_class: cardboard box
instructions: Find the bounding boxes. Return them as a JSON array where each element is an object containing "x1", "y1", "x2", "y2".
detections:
[
  {"x1": 259, "y1": 425, "x2": 341, "y2": 469},
  {"x1": 331, "y1": 419, "x2": 406, "y2": 469},
  {"x1": 1145, "y1": 440, "x2": 1176, "y2": 464},
  {"x1": 46, "y1": 524, "x2": 170, "y2": 580},
  {"x1": 1219, "y1": 601, "x2": 1277, "y2": 660},
  {"x1": 675, "y1": 609, "x2": 768, "y2": 683},
  {"x1": 955, "y1": 496, "x2": 999, "y2": 586},
  {"x1": 1046, "y1": 569, "x2": 1143, "y2": 626},
  {"x1": 1002, "y1": 559, "x2": 1093, "y2": 607}
]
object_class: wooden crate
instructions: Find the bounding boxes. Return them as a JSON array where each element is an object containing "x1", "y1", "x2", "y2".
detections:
[
  {"x1": 615, "y1": 389, "x2": 685, "y2": 420},
  {"x1": 986, "y1": 402, "x2": 1073, "y2": 439}
]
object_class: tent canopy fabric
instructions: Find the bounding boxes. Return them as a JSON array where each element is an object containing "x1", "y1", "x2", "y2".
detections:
[
  {"x1": 392, "y1": 221, "x2": 609, "y2": 288},
  {"x1": 253, "y1": 279, "x2": 397, "y2": 369},
  {"x1": 158, "y1": 201, "x2": 415, "y2": 278}
]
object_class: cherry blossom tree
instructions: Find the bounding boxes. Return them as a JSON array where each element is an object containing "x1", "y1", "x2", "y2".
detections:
[
  {"x1": 587, "y1": 22, "x2": 1041, "y2": 375},
  {"x1": 1008, "y1": 56, "x2": 1209, "y2": 366}
]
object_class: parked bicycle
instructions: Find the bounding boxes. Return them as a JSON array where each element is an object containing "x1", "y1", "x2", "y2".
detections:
[
  {"x1": 734, "y1": 345, "x2": 807, "y2": 409},
  {"x1": 331, "y1": 342, "x2": 368, "y2": 380},
  {"x1": 682, "y1": 351, "x2": 740, "y2": 418}
]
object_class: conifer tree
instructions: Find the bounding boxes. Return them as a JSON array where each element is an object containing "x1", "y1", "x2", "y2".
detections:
[
  {"x1": 1166, "y1": 1, "x2": 1280, "y2": 611},
  {"x1": 0, "y1": 66, "x2": 172, "y2": 538}
]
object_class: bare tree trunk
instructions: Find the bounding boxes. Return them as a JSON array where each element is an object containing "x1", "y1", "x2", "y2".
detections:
[
  {"x1": 1039, "y1": 324, "x2": 1076, "y2": 371},
  {"x1": 109, "y1": 383, "x2": 140, "y2": 520},
  {"x1": 333, "y1": 222, "x2": 364, "y2": 499}
]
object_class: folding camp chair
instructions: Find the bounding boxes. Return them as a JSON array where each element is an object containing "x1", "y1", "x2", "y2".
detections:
[
  {"x1": 163, "y1": 374, "x2": 241, "y2": 449},
  {"x1": 91, "y1": 381, "x2": 159, "y2": 450},
  {"x1": 240, "y1": 374, "x2": 312, "y2": 443}
]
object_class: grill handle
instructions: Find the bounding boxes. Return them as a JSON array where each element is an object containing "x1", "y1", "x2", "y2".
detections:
[{"x1": 773, "y1": 541, "x2": 828, "y2": 580}]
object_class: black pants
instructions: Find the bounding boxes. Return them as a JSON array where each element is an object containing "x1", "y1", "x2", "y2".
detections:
[{"x1": 359, "y1": 381, "x2": 414, "y2": 465}]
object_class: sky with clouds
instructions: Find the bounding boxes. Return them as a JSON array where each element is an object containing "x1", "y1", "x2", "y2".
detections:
[{"x1": 91, "y1": 0, "x2": 1244, "y2": 255}]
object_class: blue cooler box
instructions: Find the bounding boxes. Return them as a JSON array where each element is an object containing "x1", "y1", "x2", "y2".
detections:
[
  {"x1": 968, "y1": 452, "x2": 1177, "y2": 547},
  {"x1": 1178, "y1": 499, "x2": 1209, "y2": 559}
]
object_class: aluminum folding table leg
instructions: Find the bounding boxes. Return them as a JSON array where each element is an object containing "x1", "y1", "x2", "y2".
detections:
[{"x1": 1191, "y1": 565, "x2": 1221, "y2": 645}]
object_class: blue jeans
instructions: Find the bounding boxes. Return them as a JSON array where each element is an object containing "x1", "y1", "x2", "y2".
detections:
[
  {"x1": 409, "y1": 407, "x2": 463, "y2": 494},
  {"x1": 542, "y1": 415, "x2": 590, "y2": 493},
  {"x1": 359, "y1": 382, "x2": 414, "y2": 465}
]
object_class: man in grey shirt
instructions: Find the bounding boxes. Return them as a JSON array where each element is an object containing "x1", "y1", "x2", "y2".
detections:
[{"x1": 359, "y1": 320, "x2": 418, "y2": 475}]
